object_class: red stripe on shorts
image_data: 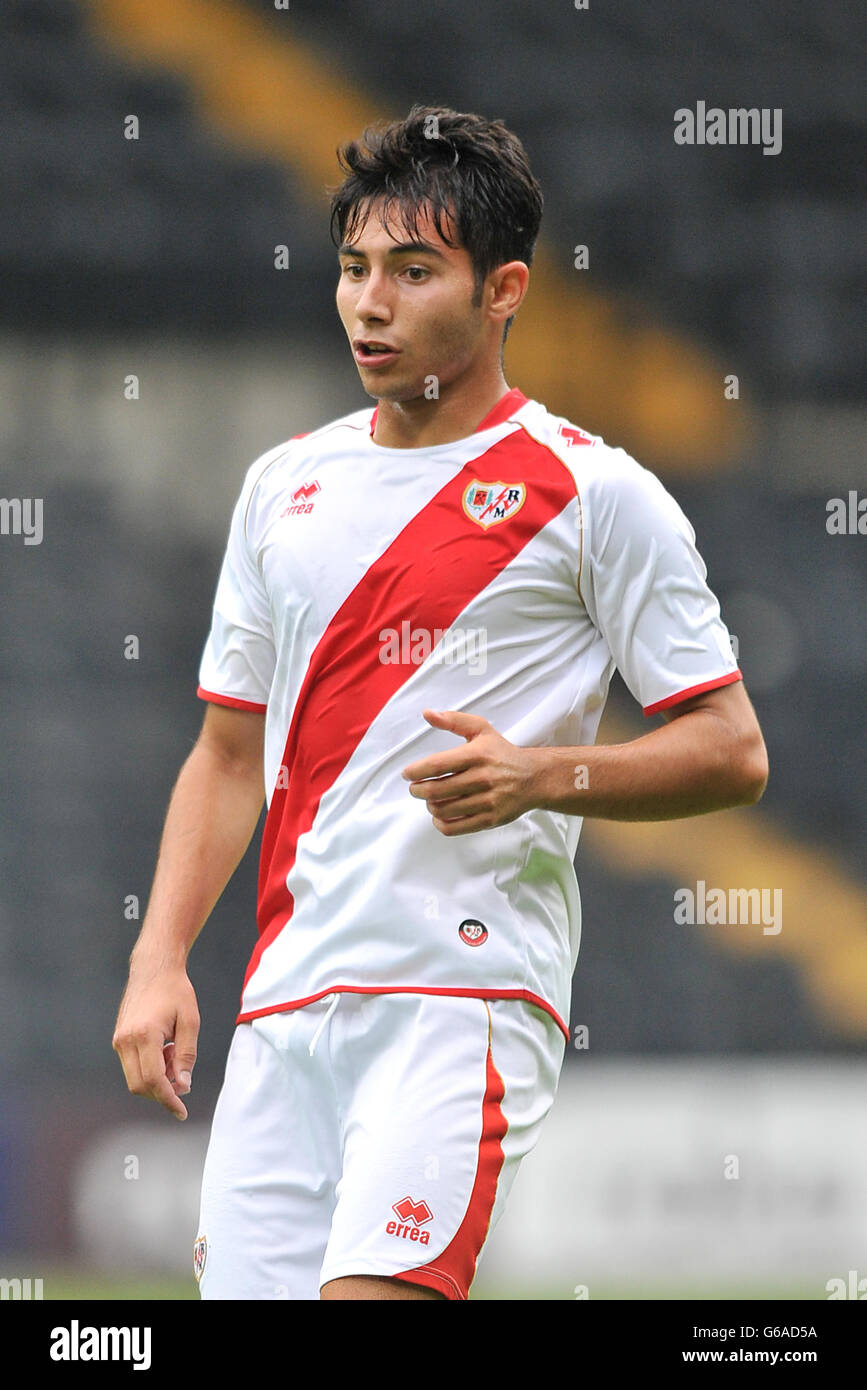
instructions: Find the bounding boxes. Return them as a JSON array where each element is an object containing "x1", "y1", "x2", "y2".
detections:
[{"x1": 392, "y1": 1018, "x2": 508, "y2": 1300}]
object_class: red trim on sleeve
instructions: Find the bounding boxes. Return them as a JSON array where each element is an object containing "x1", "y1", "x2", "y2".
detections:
[
  {"x1": 392, "y1": 1013, "x2": 508, "y2": 1301},
  {"x1": 196, "y1": 686, "x2": 267, "y2": 713},
  {"x1": 643, "y1": 669, "x2": 743, "y2": 717}
]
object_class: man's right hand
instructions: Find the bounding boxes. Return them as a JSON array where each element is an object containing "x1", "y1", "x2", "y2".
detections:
[
  {"x1": 113, "y1": 964, "x2": 200, "y2": 1121},
  {"x1": 111, "y1": 703, "x2": 265, "y2": 1120}
]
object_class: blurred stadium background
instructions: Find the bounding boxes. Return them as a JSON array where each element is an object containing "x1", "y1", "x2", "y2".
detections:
[{"x1": 0, "y1": 0, "x2": 865, "y2": 1301}]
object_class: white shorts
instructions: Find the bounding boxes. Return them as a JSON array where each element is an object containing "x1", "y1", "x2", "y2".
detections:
[{"x1": 195, "y1": 990, "x2": 566, "y2": 1300}]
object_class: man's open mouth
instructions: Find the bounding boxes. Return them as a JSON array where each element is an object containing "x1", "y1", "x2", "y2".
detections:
[{"x1": 355, "y1": 341, "x2": 399, "y2": 358}]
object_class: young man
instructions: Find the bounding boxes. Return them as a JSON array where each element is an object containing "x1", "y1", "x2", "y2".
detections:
[{"x1": 113, "y1": 105, "x2": 768, "y2": 1301}]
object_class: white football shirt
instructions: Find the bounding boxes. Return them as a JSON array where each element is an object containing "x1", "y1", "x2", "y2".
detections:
[{"x1": 198, "y1": 387, "x2": 741, "y2": 1040}]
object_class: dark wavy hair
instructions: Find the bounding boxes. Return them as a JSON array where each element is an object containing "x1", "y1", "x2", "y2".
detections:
[{"x1": 329, "y1": 104, "x2": 543, "y2": 343}]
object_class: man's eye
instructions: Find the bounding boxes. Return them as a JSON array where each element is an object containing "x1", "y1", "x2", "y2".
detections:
[{"x1": 405, "y1": 267, "x2": 428, "y2": 280}]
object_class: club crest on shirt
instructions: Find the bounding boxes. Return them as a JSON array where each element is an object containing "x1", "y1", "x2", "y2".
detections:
[
  {"x1": 462, "y1": 480, "x2": 526, "y2": 529},
  {"x1": 193, "y1": 1234, "x2": 207, "y2": 1283}
]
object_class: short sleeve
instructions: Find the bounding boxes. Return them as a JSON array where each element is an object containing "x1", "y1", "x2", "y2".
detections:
[
  {"x1": 581, "y1": 449, "x2": 741, "y2": 716},
  {"x1": 197, "y1": 473, "x2": 275, "y2": 712}
]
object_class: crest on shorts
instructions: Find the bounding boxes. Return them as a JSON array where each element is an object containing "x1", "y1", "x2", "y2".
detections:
[
  {"x1": 459, "y1": 918, "x2": 488, "y2": 947},
  {"x1": 193, "y1": 1234, "x2": 207, "y2": 1283},
  {"x1": 462, "y1": 481, "x2": 526, "y2": 529}
]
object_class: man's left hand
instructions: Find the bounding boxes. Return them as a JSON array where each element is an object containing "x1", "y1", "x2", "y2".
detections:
[{"x1": 401, "y1": 709, "x2": 541, "y2": 835}]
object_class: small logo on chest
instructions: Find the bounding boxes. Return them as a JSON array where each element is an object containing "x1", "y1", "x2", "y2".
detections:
[{"x1": 459, "y1": 918, "x2": 488, "y2": 947}]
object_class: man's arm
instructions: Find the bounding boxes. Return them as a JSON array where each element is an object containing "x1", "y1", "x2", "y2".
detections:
[
  {"x1": 402, "y1": 681, "x2": 768, "y2": 835},
  {"x1": 112, "y1": 703, "x2": 265, "y2": 1118}
]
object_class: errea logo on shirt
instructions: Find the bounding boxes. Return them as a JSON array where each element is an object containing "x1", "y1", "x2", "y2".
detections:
[
  {"x1": 558, "y1": 423, "x2": 595, "y2": 447},
  {"x1": 281, "y1": 480, "x2": 321, "y2": 516}
]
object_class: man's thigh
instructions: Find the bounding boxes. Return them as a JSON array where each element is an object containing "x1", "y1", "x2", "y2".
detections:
[
  {"x1": 319, "y1": 992, "x2": 566, "y2": 1300},
  {"x1": 196, "y1": 1005, "x2": 343, "y2": 1300}
]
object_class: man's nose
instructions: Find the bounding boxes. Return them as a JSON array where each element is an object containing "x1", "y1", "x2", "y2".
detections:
[{"x1": 356, "y1": 268, "x2": 392, "y2": 319}]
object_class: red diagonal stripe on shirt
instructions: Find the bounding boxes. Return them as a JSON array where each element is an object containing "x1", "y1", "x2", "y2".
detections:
[{"x1": 242, "y1": 427, "x2": 577, "y2": 995}]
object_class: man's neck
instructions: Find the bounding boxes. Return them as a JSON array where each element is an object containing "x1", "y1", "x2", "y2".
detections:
[{"x1": 371, "y1": 373, "x2": 511, "y2": 448}]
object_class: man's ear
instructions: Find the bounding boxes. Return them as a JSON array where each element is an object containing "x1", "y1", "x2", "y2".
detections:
[{"x1": 486, "y1": 260, "x2": 530, "y2": 331}]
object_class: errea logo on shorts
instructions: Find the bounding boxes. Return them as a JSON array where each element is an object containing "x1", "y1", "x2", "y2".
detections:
[{"x1": 387, "y1": 1196, "x2": 433, "y2": 1245}]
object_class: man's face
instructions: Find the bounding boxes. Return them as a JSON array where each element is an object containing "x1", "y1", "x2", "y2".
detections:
[{"x1": 336, "y1": 199, "x2": 490, "y2": 402}]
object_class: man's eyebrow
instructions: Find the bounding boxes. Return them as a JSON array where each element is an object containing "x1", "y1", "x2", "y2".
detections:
[{"x1": 337, "y1": 240, "x2": 447, "y2": 260}]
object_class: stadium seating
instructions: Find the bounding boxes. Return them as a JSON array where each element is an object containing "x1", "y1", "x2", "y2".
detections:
[{"x1": 0, "y1": 0, "x2": 863, "y2": 1086}]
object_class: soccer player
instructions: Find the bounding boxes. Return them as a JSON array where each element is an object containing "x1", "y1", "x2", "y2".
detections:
[{"x1": 112, "y1": 105, "x2": 768, "y2": 1301}]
